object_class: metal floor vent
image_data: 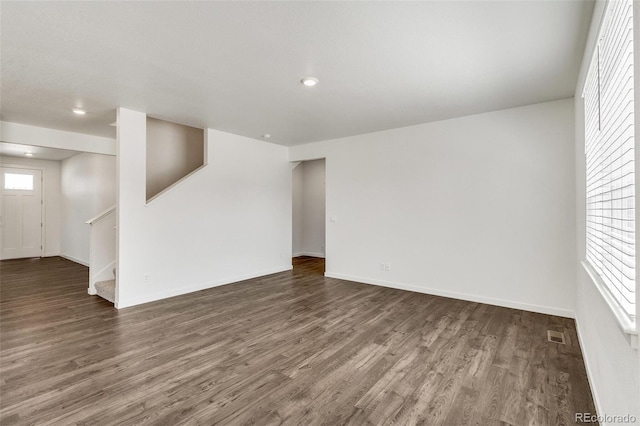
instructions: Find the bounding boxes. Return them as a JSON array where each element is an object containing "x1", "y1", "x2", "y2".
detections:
[{"x1": 547, "y1": 330, "x2": 565, "y2": 344}]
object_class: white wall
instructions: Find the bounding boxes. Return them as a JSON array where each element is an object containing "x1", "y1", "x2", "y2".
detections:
[
  {"x1": 60, "y1": 153, "x2": 116, "y2": 266},
  {"x1": 571, "y1": 0, "x2": 640, "y2": 420},
  {"x1": 116, "y1": 108, "x2": 291, "y2": 308},
  {"x1": 292, "y1": 164, "x2": 304, "y2": 255},
  {"x1": 291, "y1": 98, "x2": 576, "y2": 318},
  {"x1": 146, "y1": 117, "x2": 204, "y2": 200},
  {"x1": 292, "y1": 159, "x2": 326, "y2": 257},
  {"x1": 0, "y1": 155, "x2": 61, "y2": 257},
  {"x1": 1, "y1": 121, "x2": 115, "y2": 155}
]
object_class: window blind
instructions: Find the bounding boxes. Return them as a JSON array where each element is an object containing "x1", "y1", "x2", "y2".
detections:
[{"x1": 585, "y1": 0, "x2": 635, "y2": 321}]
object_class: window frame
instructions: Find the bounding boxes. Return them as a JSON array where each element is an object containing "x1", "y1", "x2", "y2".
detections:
[{"x1": 3, "y1": 172, "x2": 35, "y2": 191}]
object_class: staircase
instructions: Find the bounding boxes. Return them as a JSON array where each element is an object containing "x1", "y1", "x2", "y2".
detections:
[
  {"x1": 86, "y1": 206, "x2": 116, "y2": 305},
  {"x1": 94, "y1": 279, "x2": 115, "y2": 303}
]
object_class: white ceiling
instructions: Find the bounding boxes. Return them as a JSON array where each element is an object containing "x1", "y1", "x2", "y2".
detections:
[
  {"x1": 1, "y1": 1, "x2": 594, "y2": 146},
  {"x1": 0, "y1": 142, "x2": 80, "y2": 161}
]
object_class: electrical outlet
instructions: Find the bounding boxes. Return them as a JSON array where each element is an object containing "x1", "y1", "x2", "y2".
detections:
[
  {"x1": 385, "y1": 263, "x2": 391, "y2": 271},
  {"x1": 144, "y1": 274, "x2": 151, "y2": 282},
  {"x1": 380, "y1": 263, "x2": 385, "y2": 271}
]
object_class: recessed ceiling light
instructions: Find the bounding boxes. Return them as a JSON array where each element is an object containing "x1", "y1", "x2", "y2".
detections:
[
  {"x1": 262, "y1": 133, "x2": 271, "y2": 139},
  {"x1": 301, "y1": 77, "x2": 318, "y2": 87},
  {"x1": 72, "y1": 108, "x2": 86, "y2": 115},
  {"x1": 24, "y1": 152, "x2": 33, "y2": 157}
]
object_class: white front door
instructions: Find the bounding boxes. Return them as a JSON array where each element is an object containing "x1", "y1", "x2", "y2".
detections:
[{"x1": 0, "y1": 168, "x2": 43, "y2": 260}]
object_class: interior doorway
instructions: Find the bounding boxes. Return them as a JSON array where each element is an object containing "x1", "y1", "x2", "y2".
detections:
[
  {"x1": 1, "y1": 167, "x2": 43, "y2": 259},
  {"x1": 292, "y1": 159, "x2": 326, "y2": 273}
]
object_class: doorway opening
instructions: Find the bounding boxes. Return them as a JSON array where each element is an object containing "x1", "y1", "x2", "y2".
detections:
[
  {"x1": 292, "y1": 159, "x2": 326, "y2": 275},
  {"x1": 1, "y1": 143, "x2": 117, "y2": 304}
]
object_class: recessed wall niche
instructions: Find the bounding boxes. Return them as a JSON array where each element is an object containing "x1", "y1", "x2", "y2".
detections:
[{"x1": 146, "y1": 117, "x2": 204, "y2": 201}]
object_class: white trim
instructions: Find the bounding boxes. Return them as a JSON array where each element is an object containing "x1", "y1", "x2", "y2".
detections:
[
  {"x1": 581, "y1": 261, "x2": 638, "y2": 348},
  {"x1": 115, "y1": 265, "x2": 292, "y2": 309},
  {"x1": 59, "y1": 253, "x2": 89, "y2": 267},
  {"x1": 86, "y1": 205, "x2": 115, "y2": 224},
  {"x1": 293, "y1": 252, "x2": 325, "y2": 258},
  {"x1": 574, "y1": 316, "x2": 605, "y2": 420},
  {"x1": 324, "y1": 272, "x2": 575, "y2": 318},
  {"x1": 87, "y1": 288, "x2": 97, "y2": 295}
]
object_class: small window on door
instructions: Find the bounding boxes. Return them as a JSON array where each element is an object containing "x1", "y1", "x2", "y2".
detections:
[{"x1": 4, "y1": 173, "x2": 34, "y2": 190}]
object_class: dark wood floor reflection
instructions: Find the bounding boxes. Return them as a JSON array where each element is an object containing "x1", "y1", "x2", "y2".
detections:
[{"x1": 1, "y1": 256, "x2": 596, "y2": 425}]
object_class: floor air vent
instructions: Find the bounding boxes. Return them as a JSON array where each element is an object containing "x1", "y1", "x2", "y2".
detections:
[{"x1": 547, "y1": 330, "x2": 565, "y2": 344}]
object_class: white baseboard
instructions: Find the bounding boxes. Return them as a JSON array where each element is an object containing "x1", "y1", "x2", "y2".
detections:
[
  {"x1": 44, "y1": 252, "x2": 60, "y2": 258},
  {"x1": 324, "y1": 272, "x2": 575, "y2": 319},
  {"x1": 88, "y1": 288, "x2": 97, "y2": 295},
  {"x1": 59, "y1": 254, "x2": 89, "y2": 267},
  {"x1": 293, "y1": 252, "x2": 325, "y2": 258},
  {"x1": 116, "y1": 265, "x2": 293, "y2": 309},
  {"x1": 574, "y1": 316, "x2": 604, "y2": 420}
]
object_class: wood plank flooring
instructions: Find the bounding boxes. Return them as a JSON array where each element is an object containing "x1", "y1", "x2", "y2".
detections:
[{"x1": 1, "y1": 256, "x2": 597, "y2": 425}]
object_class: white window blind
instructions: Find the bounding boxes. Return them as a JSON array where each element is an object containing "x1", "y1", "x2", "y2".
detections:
[{"x1": 585, "y1": 0, "x2": 635, "y2": 321}]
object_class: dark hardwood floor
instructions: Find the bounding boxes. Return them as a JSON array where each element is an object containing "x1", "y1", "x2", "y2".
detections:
[{"x1": 1, "y1": 256, "x2": 596, "y2": 425}]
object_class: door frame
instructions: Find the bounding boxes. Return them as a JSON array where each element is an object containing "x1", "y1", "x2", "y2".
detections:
[{"x1": 1, "y1": 163, "x2": 46, "y2": 258}]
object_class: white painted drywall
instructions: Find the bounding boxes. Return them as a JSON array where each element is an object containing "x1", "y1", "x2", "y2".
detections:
[
  {"x1": 146, "y1": 117, "x2": 204, "y2": 200},
  {"x1": 292, "y1": 163, "x2": 304, "y2": 255},
  {"x1": 571, "y1": 0, "x2": 640, "y2": 420},
  {"x1": 0, "y1": 155, "x2": 61, "y2": 257},
  {"x1": 290, "y1": 98, "x2": 576, "y2": 318},
  {"x1": 60, "y1": 153, "x2": 116, "y2": 266},
  {"x1": 116, "y1": 108, "x2": 291, "y2": 308},
  {"x1": 301, "y1": 159, "x2": 326, "y2": 257},
  {"x1": 292, "y1": 160, "x2": 326, "y2": 257},
  {"x1": 1, "y1": 121, "x2": 115, "y2": 155}
]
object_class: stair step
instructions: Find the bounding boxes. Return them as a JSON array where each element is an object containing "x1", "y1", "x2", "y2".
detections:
[{"x1": 94, "y1": 279, "x2": 115, "y2": 303}]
